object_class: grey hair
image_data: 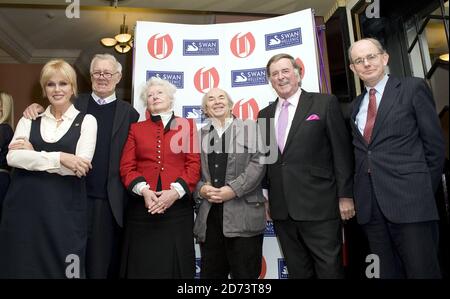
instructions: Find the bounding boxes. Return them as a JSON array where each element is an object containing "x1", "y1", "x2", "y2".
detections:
[
  {"x1": 201, "y1": 88, "x2": 234, "y2": 118},
  {"x1": 140, "y1": 76, "x2": 177, "y2": 105},
  {"x1": 266, "y1": 53, "x2": 301, "y2": 86},
  {"x1": 348, "y1": 38, "x2": 386, "y2": 63},
  {"x1": 90, "y1": 53, "x2": 122, "y2": 74}
]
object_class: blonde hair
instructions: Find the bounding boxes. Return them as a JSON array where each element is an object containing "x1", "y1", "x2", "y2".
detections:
[
  {"x1": 0, "y1": 91, "x2": 14, "y2": 125},
  {"x1": 201, "y1": 88, "x2": 234, "y2": 118},
  {"x1": 40, "y1": 59, "x2": 78, "y2": 98}
]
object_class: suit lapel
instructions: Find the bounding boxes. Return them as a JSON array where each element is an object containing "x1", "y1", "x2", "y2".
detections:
[
  {"x1": 200, "y1": 121, "x2": 213, "y2": 178},
  {"x1": 283, "y1": 90, "x2": 313, "y2": 152},
  {"x1": 265, "y1": 100, "x2": 280, "y2": 157},
  {"x1": 370, "y1": 77, "x2": 400, "y2": 143},
  {"x1": 111, "y1": 99, "x2": 127, "y2": 138},
  {"x1": 351, "y1": 92, "x2": 366, "y2": 143}
]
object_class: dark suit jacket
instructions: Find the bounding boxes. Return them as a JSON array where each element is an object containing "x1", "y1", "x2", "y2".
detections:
[
  {"x1": 258, "y1": 89, "x2": 353, "y2": 221},
  {"x1": 75, "y1": 94, "x2": 140, "y2": 227},
  {"x1": 350, "y1": 77, "x2": 445, "y2": 224}
]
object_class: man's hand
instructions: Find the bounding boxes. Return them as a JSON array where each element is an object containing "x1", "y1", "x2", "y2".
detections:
[
  {"x1": 339, "y1": 197, "x2": 355, "y2": 221},
  {"x1": 208, "y1": 186, "x2": 236, "y2": 203},
  {"x1": 60, "y1": 153, "x2": 92, "y2": 178},
  {"x1": 23, "y1": 103, "x2": 44, "y2": 120}
]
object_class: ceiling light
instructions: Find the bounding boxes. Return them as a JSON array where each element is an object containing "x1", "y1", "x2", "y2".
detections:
[
  {"x1": 101, "y1": 14, "x2": 133, "y2": 54},
  {"x1": 439, "y1": 53, "x2": 449, "y2": 61}
]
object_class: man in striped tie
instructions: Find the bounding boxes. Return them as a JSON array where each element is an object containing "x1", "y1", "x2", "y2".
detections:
[{"x1": 349, "y1": 38, "x2": 445, "y2": 278}]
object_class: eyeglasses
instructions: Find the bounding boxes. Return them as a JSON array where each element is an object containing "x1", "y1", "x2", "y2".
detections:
[
  {"x1": 91, "y1": 71, "x2": 117, "y2": 79},
  {"x1": 352, "y1": 53, "x2": 383, "y2": 66}
]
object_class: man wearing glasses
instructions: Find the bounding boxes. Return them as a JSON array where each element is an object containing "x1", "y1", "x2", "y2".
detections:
[
  {"x1": 24, "y1": 54, "x2": 139, "y2": 278},
  {"x1": 349, "y1": 38, "x2": 445, "y2": 278}
]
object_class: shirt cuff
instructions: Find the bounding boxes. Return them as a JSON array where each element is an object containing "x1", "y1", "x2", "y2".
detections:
[
  {"x1": 170, "y1": 182, "x2": 186, "y2": 199},
  {"x1": 133, "y1": 182, "x2": 150, "y2": 196},
  {"x1": 262, "y1": 189, "x2": 269, "y2": 201}
]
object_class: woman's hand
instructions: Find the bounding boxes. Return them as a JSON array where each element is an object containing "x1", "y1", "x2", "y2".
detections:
[
  {"x1": 148, "y1": 189, "x2": 180, "y2": 214},
  {"x1": 142, "y1": 188, "x2": 159, "y2": 210},
  {"x1": 60, "y1": 152, "x2": 92, "y2": 178},
  {"x1": 8, "y1": 137, "x2": 34, "y2": 151}
]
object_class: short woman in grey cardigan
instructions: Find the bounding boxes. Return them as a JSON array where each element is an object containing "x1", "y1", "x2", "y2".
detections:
[{"x1": 194, "y1": 87, "x2": 267, "y2": 279}]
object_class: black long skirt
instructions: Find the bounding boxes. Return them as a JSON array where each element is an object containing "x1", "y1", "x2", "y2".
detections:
[{"x1": 120, "y1": 195, "x2": 195, "y2": 279}]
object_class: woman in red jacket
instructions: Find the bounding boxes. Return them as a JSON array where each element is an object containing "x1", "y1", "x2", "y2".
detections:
[{"x1": 119, "y1": 77, "x2": 200, "y2": 278}]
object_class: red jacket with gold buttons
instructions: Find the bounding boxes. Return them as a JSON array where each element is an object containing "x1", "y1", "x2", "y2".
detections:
[{"x1": 120, "y1": 114, "x2": 200, "y2": 196}]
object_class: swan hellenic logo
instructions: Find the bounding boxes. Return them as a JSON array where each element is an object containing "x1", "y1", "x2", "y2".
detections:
[
  {"x1": 183, "y1": 105, "x2": 206, "y2": 124},
  {"x1": 146, "y1": 70, "x2": 184, "y2": 88},
  {"x1": 231, "y1": 67, "x2": 268, "y2": 88},
  {"x1": 265, "y1": 28, "x2": 302, "y2": 51},
  {"x1": 183, "y1": 39, "x2": 219, "y2": 56}
]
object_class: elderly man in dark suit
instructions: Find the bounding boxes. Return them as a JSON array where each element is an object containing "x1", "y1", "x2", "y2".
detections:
[
  {"x1": 349, "y1": 38, "x2": 445, "y2": 278},
  {"x1": 258, "y1": 53, "x2": 354, "y2": 279},
  {"x1": 24, "y1": 54, "x2": 140, "y2": 278}
]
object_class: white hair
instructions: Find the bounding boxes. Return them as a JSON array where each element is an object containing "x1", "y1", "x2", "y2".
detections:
[
  {"x1": 140, "y1": 76, "x2": 177, "y2": 105},
  {"x1": 90, "y1": 53, "x2": 122, "y2": 74}
]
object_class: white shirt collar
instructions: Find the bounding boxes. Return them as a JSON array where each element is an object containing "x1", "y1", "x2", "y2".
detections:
[
  {"x1": 151, "y1": 110, "x2": 173, "y2": 127},
  {"x1": 365, "y1": 74, "x2": 389, "y2": 95},
  {"x1": 278, "y1": 88, "x2": 302, "y2": 109},
  {"x1": 43, "y1": 104, "x2": 79, "y2": 121},
  {"x1": 91, "y1": 92, "x2": 117, "y2": 104}
]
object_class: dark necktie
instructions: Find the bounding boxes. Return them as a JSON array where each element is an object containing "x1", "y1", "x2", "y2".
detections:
[{"x1": 363, "y1": 88, "x2": 377, "y2": 143}]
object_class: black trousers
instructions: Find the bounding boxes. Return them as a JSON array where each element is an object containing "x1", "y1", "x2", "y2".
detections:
[
  {"x1": 361, "y1": 177, "x2": 441, "y2": 279},
  {"x1": 273, "y1": 217, "x2": 344, "y2": 279},
  {"x1": 200, "y1": 204, "x2": 264, "y2": 279},
  {"x1": 86, "y1": 196, "x2": 121, "y2": 279}
]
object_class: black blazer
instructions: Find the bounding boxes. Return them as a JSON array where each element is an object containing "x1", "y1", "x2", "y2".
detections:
[
  {"x1": 350, "y1": 77, "x2": 445, "y2": 224},
  {"x1": 75, "y1": 94, "x2": 140, "y2": 227},
  {"x1": 258, "y1": 90, "x2": 353, "y2": 221}
]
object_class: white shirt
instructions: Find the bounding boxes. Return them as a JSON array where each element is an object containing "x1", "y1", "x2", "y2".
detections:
[
  {"x1": 152, "y1": 110, "x2": 173, "y2": 128},
  {"x1": 274, "y1": 88, "x2": 301, "y2": 147},
  {"x1": 212, "y1": 117, "x2": 234, "y2": 137},
  {"x1": 91, "y1": 92, "x2": 117, "y2": 105},
  {"x1": 132, "y1": 110, "x2": 185, "y2": 198},
  {"x1": 7, "y1": 104, "x2": 97, "y2": 176},
  {"x1": 355, "y1": 74, "x2": 389, "y2": 135}
]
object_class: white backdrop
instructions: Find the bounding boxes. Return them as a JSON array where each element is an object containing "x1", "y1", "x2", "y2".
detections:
[{"x1": 132, "y1": 8, "x2": 320, "y2": 279}]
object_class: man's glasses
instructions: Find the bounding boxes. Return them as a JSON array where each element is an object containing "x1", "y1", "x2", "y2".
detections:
[
  {"x1": 352, "y1": 53, "x2": 383, "y2": 66},
  {"x1": 91, "y1": 71, "x2": 117, "y2": 79}
]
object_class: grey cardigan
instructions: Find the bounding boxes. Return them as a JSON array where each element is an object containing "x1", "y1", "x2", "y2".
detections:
[{"x1": 193, "y1": 118, "x2": 267, "y2": 242}]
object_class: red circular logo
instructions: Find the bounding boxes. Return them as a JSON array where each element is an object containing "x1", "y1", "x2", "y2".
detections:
[
  {"x1": 147, "y1": 33, "x2": 173, "y2": 60},
  {"x1": 295, "y1": 57, "x2": 305, "y2": 79},
  {"x1": 230, "y1": 32, "x2": 256, "y2": 58},
  {"x1": 232, "y1": 98, "x2": 260, "y2": 121},
  {"x1": 193, "y1": 67, "x2": 220, "y2": 94},
  {"x1": 259, "y1": 256, "x2": 267, "y2": 279}
]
